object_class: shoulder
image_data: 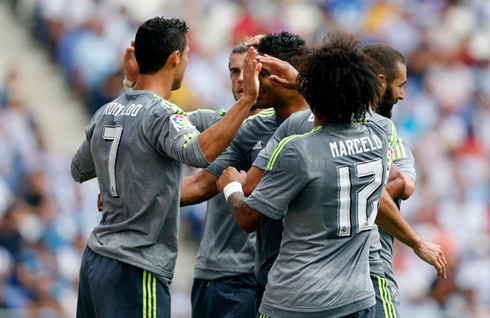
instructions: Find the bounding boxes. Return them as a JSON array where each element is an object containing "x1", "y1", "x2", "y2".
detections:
[
  {"x1": 288, "y1": 108, "x2": 314, "y2": 123},
  {"x1": 149, "y1": 94, "x2": 187, "y2": 116},
  {"x1": 243, "y1": 108, "x2": 275, "y2": 124},
  {"x1": 267, "y1": 125, "x2": 322, "y2": 170},
  {"x1": 188, "y1": 108, "x2": 226, "y2": 121}
]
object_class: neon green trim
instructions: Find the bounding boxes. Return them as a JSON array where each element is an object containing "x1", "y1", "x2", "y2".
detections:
[
  {"x1": 399, "y1": 138, "x2": 407, "y2": 158},
  {"x1": 267, "y1": 135, "x2": 297, "y2": 170},
  {"x1": 152, "y1": 275, "x2": 157, "y2": 318},
  {"x1": 377, "y1": 275, "x2": 390, "y2": 318},
  {"x1": 143, "y1": 270, "x2": 147, "y2": 318},
  {"x1": 384, "y1": 278, "x2": 397, "y2": 318},
  {"x1": 148, "y1": 273, "x2": 152, "y2": 317},
  {"x1": 243, "y1": 108, "x2": 275, "y2": 122},
  {"x1": 395, "y1": 143, "x2": 402, "y2": 160},
  {"x1": 207, "y1": 281, "x2": 210, "y2": 288},
  {"x1": 152, "y1": 93, "x2": 187, "y2": 115},
  {"x1": 267, "y1": 126, "x2": 322, "y2": 170}
]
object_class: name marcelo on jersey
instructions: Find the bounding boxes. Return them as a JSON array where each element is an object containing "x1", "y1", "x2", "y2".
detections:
[
  {"x1": 329, "y1": 135, "x2": 383, "y2": 158},
  {"x1": 103, "y1": 102, "x2": 143, "y2": 117}
]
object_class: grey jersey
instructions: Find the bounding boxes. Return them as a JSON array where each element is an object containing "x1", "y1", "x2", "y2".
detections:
[
  {"x1": 186, "y1": 108, "x2": 258, "y2": 280},
  {"x1": 205, "y1": 108, "x2": 284, "y2": 283},
  {"x1": 247, "y1": 123, "x2": 390, "y2": 318},
  {"x1": 379, "y1": 138, "x2": 416, "y2": 305},
  {"x1": 253, "y1": 108, "x2": 400, "y2": 278},
  {"x1": 71, "y1": 90, "x2": 209, "y2": 286}
]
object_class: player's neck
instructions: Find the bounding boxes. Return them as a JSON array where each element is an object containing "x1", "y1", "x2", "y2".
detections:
[
  {"x1": 274, "y1": 97, "x2": 309, "y2": 120},
  {"x1": 133, "y1": 72, "x2": 174, "y2": 100}
]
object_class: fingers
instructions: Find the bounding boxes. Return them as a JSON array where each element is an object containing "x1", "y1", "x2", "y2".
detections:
[
  {"x1": 97, "y1": 193, "x2": 102, "y2": 212},
  {"x1": 269, "y1": 75, "x2": 287, "y2": 85},
  {"x1": 256, "y1": 55, "x2": 284, "y2": 67},
  {"x1": 244, "y1": 34, "x2": 265, "y2": 47},
  {"x1": 131, "y1": 39, "x2": 135, "y2": 47},
  {"x1": 254, "y1": 61, "x2": 262, "y2": 77}
]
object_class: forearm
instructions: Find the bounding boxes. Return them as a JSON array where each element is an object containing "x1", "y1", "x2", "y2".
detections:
[
  {"x1": 180, "y1": 171, "x2": 219, "y2": 206},
  {"x1": 375, "y1": 188, "x2": 423, "y2": 250},
  {"x1": 243, "y1": 167, "x2": 264, "y2": 196},
  {"x1": 198, "y1": 96, "x2": 255, "y2": 162},
  {"x1": 227, "y1": 192, "x2": 269, "y2": 233}
]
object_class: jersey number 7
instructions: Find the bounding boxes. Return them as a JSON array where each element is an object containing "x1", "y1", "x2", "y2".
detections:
[
  {"x1": 103, "y1": 125, "x2": 123, "y2": 197},
  {"x1": 337, "y1": 159, "x2": 383, "y2": 237}
]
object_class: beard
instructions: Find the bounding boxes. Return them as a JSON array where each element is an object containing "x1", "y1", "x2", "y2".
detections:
[{"x1": 377, "y1": 85, "x2": 397, "y2": 118}]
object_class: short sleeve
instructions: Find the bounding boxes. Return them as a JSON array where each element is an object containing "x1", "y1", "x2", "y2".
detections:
[
  {"x1": 393, "y1": 139, "x2": 416, "y2": 183},
  {"x1": 145, "y1": 107, "x2": 209, "y2": 168},
  {"x1": 71, "y1": 109, "x2": 103, "y2": 183},
  {"x1": 188, "y1": 109, "x2": 226, "y2": 132},
  {"x1": 246, "y1": 142, "x2": 309, "y2": 220}
]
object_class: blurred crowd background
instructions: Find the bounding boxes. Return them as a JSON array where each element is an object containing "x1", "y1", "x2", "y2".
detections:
[{"x1": 0, "y1": 0, "x2": 489, "y2": 317}]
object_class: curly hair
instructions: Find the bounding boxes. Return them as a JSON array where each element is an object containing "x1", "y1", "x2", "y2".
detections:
[
  {"x1": 297, "y1": 34, "x2": 381, "y2": 123},
  {"x1": 135, "y1": 17, "x2": 189, "y2": 75}
]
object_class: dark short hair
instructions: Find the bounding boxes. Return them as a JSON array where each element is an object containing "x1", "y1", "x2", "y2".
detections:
[
  {"x1": 361, "y1": 43, "x2": 406, "y2": 83},
  {"x1": 297, "y1": 34, "x2": 381, "y2": 123},
  {"x1": 257, "y1": 31, "x2": 308, "y2": 68},
  {"x1": 135, "y1": 17, "x2": 189, "y2": 75}
]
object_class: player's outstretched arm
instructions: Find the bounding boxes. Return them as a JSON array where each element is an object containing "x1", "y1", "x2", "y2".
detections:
[
  {"x1": 216, "y1": 167, "x2": 269, "y2": 233},
  {"x1": 180, "y1": 170, "x2": 220, "y2": 206},
  {"x1": 255, "y1": 54, "x2": 299, "y2": 90},
  {"x1": 197, "y1": 47, "x2": 261, "y2": 163},
  {"x1": 376, "y1": 188, "x2": 448, "y2": 278}
]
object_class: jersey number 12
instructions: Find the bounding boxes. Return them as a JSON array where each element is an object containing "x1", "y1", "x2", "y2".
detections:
[{"x1": 337, "y1": 159, "x2": 383, "y2": 237}]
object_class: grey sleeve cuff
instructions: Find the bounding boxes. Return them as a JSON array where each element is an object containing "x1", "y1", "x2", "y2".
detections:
[
  {"x1": 252, "y1": 156, "x2": 269, "y2": 170},
  {"x1": 245, "y1": 191, "x2": 284, "y2": 220},
  {"x1": 205, "y1": 161, "x2": 227, "y2": 177}
]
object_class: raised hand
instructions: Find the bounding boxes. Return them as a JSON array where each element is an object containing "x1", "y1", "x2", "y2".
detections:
[
  {"x1": 256, "y1": 54, "x2": 299, "y2": 90},
  {"x1": 242, "y1": 47, "x2": 262, "y2": 101},
  {"x1": 243, "y1": 34, "x2": 265, "y2": 47},
  {"x1": 123, "y1": 40, "x2": 139, "y2": 82}
]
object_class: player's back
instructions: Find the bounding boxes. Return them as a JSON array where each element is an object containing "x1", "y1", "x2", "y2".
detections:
[
  {"x1": 260, "y1": 122, "x2": 389, "y2": 317},
  {"x1": 72, "y1": 89, "x2": 208, "y2": 284}
]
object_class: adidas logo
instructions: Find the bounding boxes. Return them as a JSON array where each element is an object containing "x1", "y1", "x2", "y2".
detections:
[{"x1": 253, "y1": 141, "x2": 263, "y2": 150}]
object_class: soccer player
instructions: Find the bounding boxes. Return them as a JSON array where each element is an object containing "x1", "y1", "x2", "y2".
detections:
[
  {"x1": 186, "y1": 42, "x2": 263, "y2": 318},
  {"x1": 253, "y1": 43, "x2": 446, "y2": 317},
  {"x1": 217, "y1": 34, "x2": 388, "y2": 317},
  {"x1": 101, "y1": 38, "x2": 265, "y2": 317},
  {"x1": 71, "y1": 17, "x2": 261, "y2": 318},
  {"x1": 180, "y1": 31, "x2": 310, "y2": 317},
  {"x1": 362, "y1": 42, "x2": 418, "y2": 316}
]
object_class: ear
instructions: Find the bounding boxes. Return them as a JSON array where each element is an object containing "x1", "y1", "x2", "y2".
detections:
[
  {"x1": 169, "y1": 50, "x2": 181, "y2": 66},
  {"x1": 378, "y1": 74, "x2": 387, "y2": 90}
]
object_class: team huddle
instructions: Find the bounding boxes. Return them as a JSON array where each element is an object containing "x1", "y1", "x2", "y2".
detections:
[{"x1": 71, "y1": 16, "x2": 447, "y2": 318}]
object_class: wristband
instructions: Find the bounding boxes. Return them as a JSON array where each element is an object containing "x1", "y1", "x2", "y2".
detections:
[
  {"x1": 123, "y1": 75, "x2": 136, "y2": 92},
  {"x1": 223, "y1": 181, "x2": 244, "y2": 202}
]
